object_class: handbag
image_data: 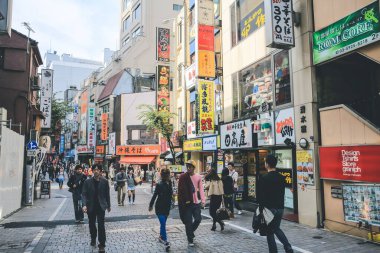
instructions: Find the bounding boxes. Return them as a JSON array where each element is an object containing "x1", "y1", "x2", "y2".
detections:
[
  {"x1": 216, "y1": 196, "x2": 231, "y2": 221},
  {"x1": 252, "y1": 207, "x2": 269, "y2": 236},
  {"x1": 114, "y1": 183, "x2": 118, "y2": 191}
]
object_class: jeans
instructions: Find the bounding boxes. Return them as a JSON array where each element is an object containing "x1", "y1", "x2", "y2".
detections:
[
  {"x1": 181, "y1": 203, "x2": 202, "y2": 242},
  {"x1": 267, "y1": 209, "x2": 293, "y2": 253},
  {"x1": 88, "y1": 208, "x2": 106, "y2": 246},
  {"x1": 157, "y1": 215, "x2": 168, "y2": 241},
  {"x1": 223, "y1": 195, "x2": 234, "y2": 214},
  {"x1": 233, "y1": 192, "x2": 242, "y2": 211},
  {"x1": 117, "y1": 185, "x2": 126, "y2": 204},
  {"x1": 73, "y1": 198, "x2": 84, "y2": 221}
]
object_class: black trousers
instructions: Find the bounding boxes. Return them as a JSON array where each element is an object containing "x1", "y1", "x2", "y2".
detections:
[
  {"x1": 73, "y1": 198, "x2": 84, "y2": 221},
  {"x1": 181, "y1": 203, "x2": 202, "y2": 242},
  {"x1": 223, "y1": 195, "x2": 234, "y2": 214},
  {"x1": 209, "y1": 195, "x2": 223, "y2": 223},
  {"x1": 88, "y1": 208, "x2": 106, "y2": 246}
]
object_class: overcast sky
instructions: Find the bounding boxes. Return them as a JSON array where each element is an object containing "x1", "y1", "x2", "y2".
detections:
[{"x1": 12, "y1": 0, "x2": 120, "y2": 63}]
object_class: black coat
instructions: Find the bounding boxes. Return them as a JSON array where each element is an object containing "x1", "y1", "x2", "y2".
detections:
[
  {"x1": 82, "y1": 177, "x2": 110, "y2": 212},
  {"x1": 67, "y1": 173, "x2": 87, "y2": 200},
  {"x1": 222, "y1": 175, "x2": 234, "y2": 195},
  {"x1": 149, "y1": 181, "x2": 173, "y2": 216}
]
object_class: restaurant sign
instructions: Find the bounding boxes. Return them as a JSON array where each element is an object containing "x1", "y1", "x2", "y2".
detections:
[
  {"x1": 183, "y1": 138, "x2": 202, "y2": 152},
  {"x1": 157, "y1": 65, "x2": 170, "y2": 112},
  {"x1": 116, "y1": 145, "x2": 160, "y2": 156},
  {"x1": 198, "y1": 79, "x2": 214, "y2": 134},
  {"x1": 240, "y1": 1, "x2": 265, "y2": 39},
  {"x1": 313, "y1": 1, "x2": 380, "y2": 65},
  {"x1": 221, "y1": 119, "x2": 253, "y2": 150}
]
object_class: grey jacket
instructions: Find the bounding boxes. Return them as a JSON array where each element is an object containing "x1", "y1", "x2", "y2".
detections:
[{"x1": 82, "y1": 177, "x2": 110, "y2": 212}]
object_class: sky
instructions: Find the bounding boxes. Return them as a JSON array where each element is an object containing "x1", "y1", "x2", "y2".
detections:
[{"x1": 12, "y1": 0, "x2": 120, "y2": 63}]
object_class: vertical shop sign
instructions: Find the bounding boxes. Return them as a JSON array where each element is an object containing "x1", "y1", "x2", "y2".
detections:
[
  {"x1": 299, "y1": 105, "x2": 307, "y2": 133},
  {"x1": 187, "y1": 121, "x2": 197, "y2": 139},
  {"x1": 198, "y1": 80, "x2": 214, "y2": 134},
  {"x1": 40, "y1": 69, "x2": 53, "y2": 128},
  {"x1": 220, "y1": 119, "x2": 252, "y2": 149},
  {"x1": 108, "y1": 132, "x2": 116, "y2": 155},
  {"x1": 296, "y1": 150, "x2": 314, "y2": 185},
  {"x1": 101, "y1": 113, "x2": 108, "y2": 141},
  {"x1": 157, "y1": 65, "x2": 170, "y2": 112},
  {"x1": 275, "y1": 108, "x2": 295, "y2": 145},
  {"x1": 197, "y1": 0, "x2": 214, "y2": 26},
  {"x1": 198, "y1": 51, "x2": 215, "y2": 78},
  {"x1": 156, "y1": 27, "x2": 170, "y2": 62},
  {"x1": 198, "y1": 25, "x2": 214, "y2": 51},
  {"x1": 87, "y1": 107, "x2": 96, "y2": 148},
  {"x1": 240, "y1": 2, "x2": 265, "y2": 39},
  {"x1": 59, "y1": 135, "x2": 65, "y2": 154},
  {"x1": 265, "y1": 0, "x2": 295, "y2": 49},
  {"x1": 79, "y1": 91, "x2": 88, "y2": 145}
]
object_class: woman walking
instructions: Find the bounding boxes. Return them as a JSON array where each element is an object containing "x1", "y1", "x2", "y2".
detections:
[
  {"x1": 221, "y1": 168, "x2": 234, "y2": 217},
  {"x1": 57, "y1": 168, "x2": 65, "y2": 189},
  {"x1": 127, "y1": 169, "x2": 136, "y2": 204},
  {"x1": 205, "y1": 168, "x2": 225, "y2": 231},
  {"x1": 149, "y1": 168, "x2": 173, "y2": 251}
]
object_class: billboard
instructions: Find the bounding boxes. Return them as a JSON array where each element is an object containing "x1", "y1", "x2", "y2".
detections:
[
  {"x1": 108, "y1": 132, "x2": 116, "y2": 155},
  {"x1": 156, "y1": 27, "x2": 170, "y2": 62},
  {"x1": 40, "y1": 69, "x2": 53, "y2": 128},
  {"x1": 157, "y1": 65, "x2": 170, "y2": 112}
]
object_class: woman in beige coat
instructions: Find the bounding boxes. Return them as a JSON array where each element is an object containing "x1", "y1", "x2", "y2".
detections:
[{"x1": 205, "y1": 168, "x2": 224, "y2": 231}]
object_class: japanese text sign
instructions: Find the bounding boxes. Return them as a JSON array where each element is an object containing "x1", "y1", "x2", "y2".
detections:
[
  {"x1": 108, "y1": 132, "x2": 116, "y2": 155},
  {"x1": 296, "y1": 150, "x2": 314, "y2": 185},
  {"x1": 198, "y1": 25, "x2": 214, "y2": 51},
  {"x1": 278, "y1": 168, "x2": 292, "y2": 188},
  {"x1": 40, "y1": 69, "x2": 53, "y2": 128},
  {"x1": 221, "y1": 119, "x2": 253, "y2": 149},
  {"x1": 87, "y1": 107, "x2": 96, "y2": 148},
  {"x1": 183, "y1": 139, "x2": 202, "y2": 152},
  {"x1": 275, "y1": 107, "x2": 295, "y2": 145},
  {"x1": 240, "y1": 2, "x2": 265, "y2": 39},
  {"x1": 101, "y1": 113, "x2": 108, "y2": 141},
  {"x1": 265, "y1": 0, "x2": 295, "y2": 49},
  {"x1": 156, "y1": 27, "x2": 170, "y2": 62},
  {"x1": 185, "y1": 63, "x2": 196, "y2": 89},
  {"x1": 157, "y1": 65, "x2": 170, "y2": 112},
  {"x1": 116, "y1": 145, "x2": 160, "y2": 156},
  {"x1": 198, "y1": 79, "x2": 214, "y2": 134},
  {"x1": 96, "y1": 145, "x2": 105, "y2": 154},
  {"x1": 197, "y1": 0, "x2": 214, "y2": 26},
  {"x1": 198, "y1": 50, "x2": 215, "y2": 78}
]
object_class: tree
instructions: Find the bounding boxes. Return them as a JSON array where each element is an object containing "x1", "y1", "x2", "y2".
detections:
[
  {"x1": 51, "y1": 97, "x2": 72, "y2": 134},
  {"x1": 137, "y1": 104, "x2": 177, "y2": 164}
]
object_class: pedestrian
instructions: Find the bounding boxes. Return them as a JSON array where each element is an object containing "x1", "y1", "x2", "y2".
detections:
[
  {"x1": 178, "y1": 160, "x2": 205, "y2": 247},
  {"x1": 115, "y1": 167, "x2": 127, "y2": 206},
  {"x1": 228, "y1": 162, "x2": 243, "y2": 215},
  {"x1": 149, "y1": 168, "x2": 173, "y2": 250},
  {"x1": 67, "y1": 164, "x2": 87, "y2": 223},
  {"x1": 205, "y1": 168, "x2": 225, "y2": 231},
  {"x1": 82, "y1": 164, "x2": 111, "y2": 252},
  {"x1": 257, "y1": 155, "x2": 293, "y2": 253},
  {"x1": 57, "y1": 168, "x2": 65, "y2": 189},
  {"x1": 221, "y1": 168, "x2": 234, "y2": 217},
  {"x1": 126, "y1": 168, "x2": 136, "y2": 204},
  {"x1": 108, "y1": 163, "x2": 115, "y2": 182}
]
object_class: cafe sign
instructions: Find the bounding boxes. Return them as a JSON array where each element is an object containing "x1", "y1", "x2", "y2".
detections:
[
  {"x1": 116, "y1": 145, "x2": 160, "y2": 156},
  {"x1": 221, "y1": 119, "x2": 253, "y2": 150},
  {"x1": 313, "y1": 1, "x2": 380, "y2": 65},
  {"x1": 183, "y1": 139, "x2": 202, "y2": 152}
]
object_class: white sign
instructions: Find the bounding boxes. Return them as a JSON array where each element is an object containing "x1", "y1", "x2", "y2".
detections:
[
  {"x1": 27, "y1": 149, "x2": 37, "y2": 157},
  {"x1": 185, "y1": 63, "x2": 196, "y2": 89},
  {"x1": 187, "y1": 121, "x2": 197, "y2": 139},
  {"x1": 257, "y1": 112, "x2": 274, "y2": 146},
  {"x1": 87, "y1": 107, "x2": 96, "y2": 148},
  {"x1": 108, "y1": 132, "x2": 116, "y2": 155},
  {"x1": 221, "y1": 119, "x2": 252, "y2": 150},
  {"x1": 40, "y1": 69, "x2": 53, "y2": 128},
  {"x1": 197, "y1": 0, "x2": 214, "y2": 26},
  {"x1": 265, "y1": 0, "x2": 295, "y2": 49},
  {"x1": 76, "y1": 145, "x2": 92, "y2": 154},
  {"x1": 275, "y1": 107, "x2": 295, "y2": 145},
  {"x1": 203, "y1": 136, "x2": 217, "y2": 151}
]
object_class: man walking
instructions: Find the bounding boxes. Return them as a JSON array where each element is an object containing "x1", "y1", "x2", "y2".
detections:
[
  {"x1": 67, "y1": 164, "x2": 87, "y2": 223},
  {"x1": 82, "y1": 164, "x2": 111, "y2": 252},
  {"x1": 257, "y1": 155, "x2": 293, "y2": 253},
  {"x1": 228, "y1": 162, "x2": 243, "y2": 216},
  {"x1": 178, "y1": 160, "x2": 205, "y2": 247},
  {"x1": 115, "y1": 167, "x2": 127, "y2": 206}
]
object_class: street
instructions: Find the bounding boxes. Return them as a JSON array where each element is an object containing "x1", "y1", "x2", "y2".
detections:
[{"x1": 0, "y1": 180, "x2": 378, "y2": 253}]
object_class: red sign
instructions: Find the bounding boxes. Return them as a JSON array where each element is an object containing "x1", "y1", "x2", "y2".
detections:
[
  {"x1": 96, "y1": 145, "x2": 105, "y2": 154},
  {"x1": 156, "y1": 27, "x2": 170, "y2": 62},
  {"x1": 116, "y1": 145, "x2": 160, "y2": 156},
  {"x1": 198, "y1": 25, "x2": 214, "y2": 51},
  {"x1": 101, "y1": 113, "x2": 108, "y2": 141},
  {"x1": 319, "y1": 145, "x2": 380, "y2": 183}
]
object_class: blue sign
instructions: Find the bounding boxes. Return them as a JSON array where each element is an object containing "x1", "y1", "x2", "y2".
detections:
[
  {"x1": 59, "y1": 135, "x2": 65, "y2": 154},
  {"x1": 27, "y1": 141, "x2": 38, "y2": 150}
]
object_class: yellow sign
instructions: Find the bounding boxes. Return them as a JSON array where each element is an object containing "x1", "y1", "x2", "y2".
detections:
[
  {"x1": 198, "y1": 79, "x2": 214, "y2": 134},
  {"x1": 198, "y1": 50, "x2": 215, "y2": 78},
  {"x1": 183, "y1": 139, "x2": 202, "y2": 152},
  {"x1": 168, "y1": 165, "x2": 183, "y2": 173}
]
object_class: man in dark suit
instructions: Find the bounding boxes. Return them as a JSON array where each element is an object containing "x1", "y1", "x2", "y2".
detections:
[{"x1": 82, "y1": 164, "x2": 111, "y2": 252}]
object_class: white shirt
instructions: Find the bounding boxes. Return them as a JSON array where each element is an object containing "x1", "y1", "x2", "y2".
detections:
[{"x1": 229, "y1": 169, "x2": 238, "y2": 189}]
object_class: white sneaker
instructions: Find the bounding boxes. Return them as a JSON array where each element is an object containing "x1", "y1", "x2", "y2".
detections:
[
  {"x1": 237, "y1": 210, "x2": 242, "y2": 215},
  {"x1": 188, "y1": 242, "x2": 194, "y2": 247}
]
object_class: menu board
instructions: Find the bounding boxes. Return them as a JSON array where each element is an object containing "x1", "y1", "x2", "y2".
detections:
[
  {"x1": 343, "y1": 184, "x2": 380, "y2": 226},
  {"x1": 248, "y1": 176, "x2": 256, "y2": 198},
  {"x1": 296, "y1": 150, "x2": 314, "y2": 185}
]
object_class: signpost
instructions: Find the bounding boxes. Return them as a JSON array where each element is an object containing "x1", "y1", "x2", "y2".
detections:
[{"x1": 27, "y1": 141, "x2": 38, "y2": 150}]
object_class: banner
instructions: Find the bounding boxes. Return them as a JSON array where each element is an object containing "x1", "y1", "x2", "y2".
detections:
[
  {"x1": 40, "y1": 69, "x2": 53, "y2": 128},
  {"x1": 313, "y1": 2, "x2": 380, "y2": 65},
  {"x1": 87, "y1": 107, "x2": 96, "y2": 148},
  {"x1": 220, "y1": 119, "x2": 253, "y2": 149},
  {"x1": 156, "y1": 27, "x2": 170, "y2": 62},
  {"x1": 101, "y1": 113, "x2": 108, "y2": 141},
  {"x1": 108, "y1": 132, "x2": 116, "y2": 155},
  {"x1": 116, "y1": 145, "x2": 160, "y2": 156},
  {"x1": 183, "y1": 138, "x2": 202, "y2": 152},
  {"x1": 198, "y1": 50, "x2": 215, "y2": 78},
  {"x1": 198, "y1": 79, "x2": 214, "y2": 134},
  {"x1": 197, "y1": 0, "x2": 214, "y2": 26},
  {"x1": 157, "y1": 65, "x2": 170, "y2": 112}
]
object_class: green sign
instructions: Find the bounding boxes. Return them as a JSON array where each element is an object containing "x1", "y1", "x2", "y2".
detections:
[{"x1": 313, "y1": 2, "x2": 380, "y2": 65}]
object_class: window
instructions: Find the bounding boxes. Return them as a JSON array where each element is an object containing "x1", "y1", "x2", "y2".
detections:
[
  {"x1": 274, "y1": 50, "x2": 291, "y2": 106},
  {"x1": 232, "y1": 73, "x2": 240, "y2": 119},
  {"x1": 177, "y1": 66, "x2": 182, "y2": 88},
  {"x1": 230, "y1": 4, "x2": 237, "y2": 47},
  {"x1": 122, "y1": 36, "x2": 130, "y2": 46},
  {"x1": 133, "y1": 4, "x2": 141, "y2": 20},
  {"x1": 190, "y1": 90, "x2": 196, "y2": 122},
  {"x1": 123, "y1": 16, "x2": 131, "y2": 32},
  {"x1": 131, "y1": 130, "x2": 140, "y2": 140},
  {"x1": 124, "y1": 0, "x2": 131, "y2": 10},
  {"x1": 173, "y1": 4, "x2": 183, "y2": 11},
  {"x1": 101, "y1": 104, "x2": 110, "y2": 113},
  {"x1": 177, "y1": 22, "x2": 183, "y2": 45},
  {"x1": 132, "y1": 27, "x2": 141, "y2": 38},
  {"x1": 140, "y1": 130, "x2": 156, "y2": 140}
]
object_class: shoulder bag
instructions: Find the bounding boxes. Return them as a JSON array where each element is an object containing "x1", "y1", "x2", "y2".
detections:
[{"x1": 216, "y1": 195, "x2": 231, "y2": 221}]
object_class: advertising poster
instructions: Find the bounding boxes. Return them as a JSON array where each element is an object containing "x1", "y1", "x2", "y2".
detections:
[
  {"x1": 157, "y1": 65, "x2": 170, "y2": 112},
  {"x1": 187, "y1": 121, "x2": 197, "y2": 139},
  {"x1": 202, "y1": 136, "x2": 217, "y2": 151},
  {"x1": 296, "y1": 150, "x2": 314, "y2": 185},
  {"x1": 343, "y1": 184, "x2": 380, "y2": 226},
  {"x1": 108, "y1": 132, "x2": 116, "y2": 155},
  {"x1": 275, "y1": 107, "x2": 295, "y2": 145},
  {"x1": 220, "y1": 119, "x2": 252, "y2": 149},
  {"x1": 156, "y1": 27, "x2": 170, "y2": 62},
  {"x1": 87, "y1": 107, "x2": 96, "y2": 148},
  {"x1": 256, "y1": 112, "x2": 274, "y2": 146},
  {"x1": 198, "y1": 79, "x2": 214, "y2": 134},
  {"x1": 240, "y1": 1, "x2": 265, "y2": 39},
  {"x1": 101, "y1": 113, "x2": 108, "y2": 141},
  {"x1": 313, "y1": 2, "x2": 380, "y2": 64},
  {"x1": 198, "y1": 50, "x2": 215, "y2": 78},
  {"x1": 40, "y1": 69, "x2": 53, "y2": 128}
]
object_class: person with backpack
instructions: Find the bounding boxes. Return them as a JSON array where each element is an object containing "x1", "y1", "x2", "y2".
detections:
[
  {"x1": 67, "y1": 164, "x2": 87, "y2": 223},
  {"x1": 115, "y1": 167, "x2": 127, "y2": 206},
  {"x1": 127, "y1": 168, "x2": 137, "y2": 204},
  {"x1": 257, "y1": 155, "x2": 293, "y2": 253},
  {"x1": 149, "y1": 168, "x2": 173, "y2": 250}
]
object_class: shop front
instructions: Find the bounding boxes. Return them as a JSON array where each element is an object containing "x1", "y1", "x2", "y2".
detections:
[
  {"x1": 116, "y1": 145, "x2": 160, "y2": 175},
  {"x1": 183, "y1": 136, "x2": 218, "y2": 174},
  {"x1": 76, "y1": 145, "x2": 93, "y2": 165}
]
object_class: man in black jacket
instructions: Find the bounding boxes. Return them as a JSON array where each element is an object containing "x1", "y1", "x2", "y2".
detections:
[
  {"x1": 257, "y1": 155, "x2": 293, "y2": 253},
  {"x1": 67, "y1": 164, "x2": 87, "y2": 223},
  {"x1": 82, "y1": 164, "x2": 111, "y2": 252}
]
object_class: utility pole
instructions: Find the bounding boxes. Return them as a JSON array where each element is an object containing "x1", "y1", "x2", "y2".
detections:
[{"x1": 22, "y1": 22, "x2": 35, "y2": 54}]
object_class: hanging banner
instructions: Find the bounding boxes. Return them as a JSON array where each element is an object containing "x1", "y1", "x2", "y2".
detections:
[
  {"x1": 198, "y1": 79, "x2": 214, "y2": 134},
  {"x1": 197, "y1": 0, "x2": 214, "y2": 26},
  {"x1": 198, "y1": 25, "x2": 214, "y2": 51},
  {"x1": 313, "y1": 2, "x2": 380, "y2": 65},
  {"x1": 101, "y1": 113, "x2": 108, "y2": 141},
  {"x1": 156, "y1": 27, "x2": 170, "y2": 62},
  {"x1": 40, "y1": 69, "x2": 53, "y2": 128},
  {"x1": 157, "y1": 65, "x2": 170, "y2": 112},
  {"x1": 87, "y1": 107, "x2": 96, "y2": 148},
  {"x1": 240, "y1": 1, "x2": 265, "y2": 39},
  {"x1": 116, "y1": 145, "x2": 160, "y2": 156},
  {"x1": 59, "y1": 135, "x2": 65, "y2": 154},
  {"x1": 220, "y1": 119, "x2": 253, "y2": 149},
  {"x1": 198, "y1": 50, "x2": 215, "y2": 78},
  {"x1": 265, "y1": 0, "x2": 295, "y2": 49},
  {"x1": 275, "y1": 107, "x2": 295, "y2": 145},
  {"x1": 108, "y1": 132, "x2": 116, "y2": 155}
]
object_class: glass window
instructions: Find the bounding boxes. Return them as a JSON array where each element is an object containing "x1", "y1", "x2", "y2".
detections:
[
  {"x1": 131, "y1": 130, "x2": 140, "y2": 140},
  {"x1": 173, "y1": 4, "x2": 183, "y2": 11},
  {"x1": 232, "y1": 73, "x2": 240, "y2": 119},
  {"x1": 140, "y1": 130, "x2": 156, "y2": 140},
  {"x1": 230, "y1": 4, "x2": 237, "y2": 47},
  {"x1": 123, "y1": 16, "x2": 131, "y2": 32},
  {"x1": 177, "y1": 22, "x2": 183, "y2": 45},
  {"x1": 132, "y1": 27, "x2": 141, "y2": 38},
  {"x1": 274, "y1": 51, "x2": 291, "y2": 106},
  {"x1": 239, "y1": 56, "x2": 273, "y2": 117},
  {"x1": 122, "y1": 36, "x2": 130, "y2": 46},
  {"x1": 124, "y1": 0, "x2": 131, "y2": 10},
  {"x1": 133, "y1": 4, "x2": 141, "y2": 20}
]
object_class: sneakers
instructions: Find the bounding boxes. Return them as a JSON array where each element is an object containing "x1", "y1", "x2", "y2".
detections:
[
  {"x1": 237, "y1": 210, "x2": 243, "y2": 215},
  {"x1": 188, "y1": 238, "x2": 194, "y2": 247}
]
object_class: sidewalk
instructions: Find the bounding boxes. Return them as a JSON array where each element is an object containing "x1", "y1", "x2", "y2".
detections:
[{"x1": 0, "y1": 180, "x2": 378, "y2": 253}]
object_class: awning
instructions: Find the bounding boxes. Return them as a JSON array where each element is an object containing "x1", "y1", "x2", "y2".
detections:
[
  {"x1": 160, "y1": 151, "x2": 170, "y2": 159},
  {"x1": 119, "y1": 156, "x2": 156, "y2": 164},
  {"x1": 165, "y1": 152, "x2": 183, "y2": 160}
]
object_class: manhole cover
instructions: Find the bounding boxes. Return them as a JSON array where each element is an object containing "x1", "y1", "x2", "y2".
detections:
[
  {"x1": 313, "y1": 236, "x2": 323, "y2": 239},
  {"x1": 0, "y1": 242, "x2": 28, "y2": 250}
]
